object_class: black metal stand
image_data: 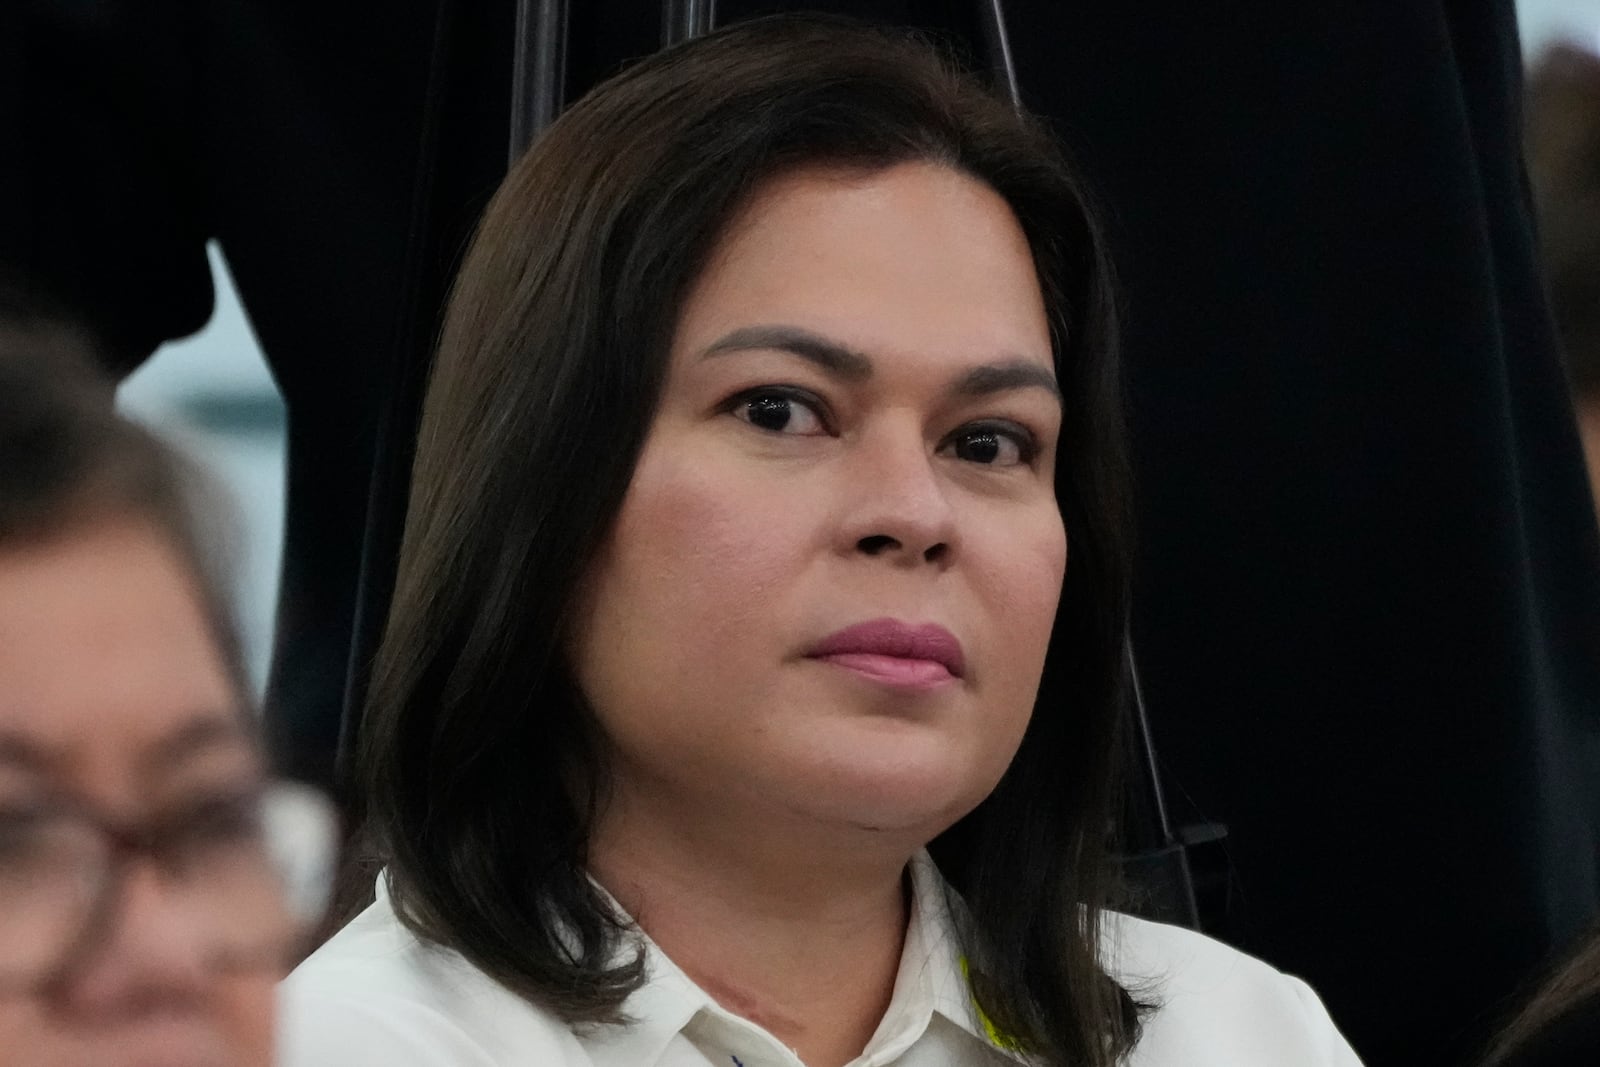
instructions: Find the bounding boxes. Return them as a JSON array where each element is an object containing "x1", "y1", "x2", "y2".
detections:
[
  {"x1": 1122, "y1": 641, "x2": 1209, "y2": 927},
  {"x1": 510, "y1": 0, "x2": 570, "y2": 162},
  {"x1": 662, "y1": 0, "x2": 716, "y2": 48}
]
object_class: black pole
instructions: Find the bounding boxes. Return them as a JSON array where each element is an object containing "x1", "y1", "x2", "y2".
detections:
[
  {"x1": 661, "y1": 0, "x2": 716, "y2": 49},
  {"x1": 976, "y1": 0, "x2": 1204, "y2": 930},
  {"x1": 1122, "y1": 641, "x2": 1204, "y2": 928},
  {"x1": 334, "y1": 0, "x2": 461, "y2": 791},
  {"x1": 510, "y1": 0, "x2": 570, "y2": 164},
  {"x1": 975, "y1": 0, "x2": 1021, "y2": 109},
  {"x1": 1127, "y1": 644, "x2": 1176, "y2": 844}
]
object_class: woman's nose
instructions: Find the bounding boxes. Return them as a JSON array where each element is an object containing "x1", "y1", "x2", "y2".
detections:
[
  {"x1": 52, "y1": 860, "x2": 212, "y2": 1021},
  {"x1": 840, "y1": 428, "x2": 958, "y2": 566}
]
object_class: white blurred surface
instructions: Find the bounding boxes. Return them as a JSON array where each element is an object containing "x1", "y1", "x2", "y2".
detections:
[
  {"x1": 1520, "y1": 0, "x2": 1600, "y2": 56},
  {"x1": 116, "y1": 244, "x2": 286, "y2": 701}
]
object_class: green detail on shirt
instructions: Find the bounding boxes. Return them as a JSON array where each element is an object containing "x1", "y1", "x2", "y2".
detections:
[{"x1": 959, "y1": 956, "x2": 1025, "y2": 1053}]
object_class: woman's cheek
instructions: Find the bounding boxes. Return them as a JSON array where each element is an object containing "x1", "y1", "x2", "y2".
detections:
[
  {"x1": 619, "y1": 450, "x2": 810, "y2": 634},
  {"x1": 0, "y1": 1002, "x2": 29, "y2": 1067},
  {"x1": 223, "y1": 975, "x2": 276, "y2": 1067}
]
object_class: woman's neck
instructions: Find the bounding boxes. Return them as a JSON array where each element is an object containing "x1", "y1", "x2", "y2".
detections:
[{"x1": 588, "y1": 793, "x2": 914, "y2": 1067}]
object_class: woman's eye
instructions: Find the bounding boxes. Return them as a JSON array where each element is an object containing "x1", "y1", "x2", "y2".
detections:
[
  {"x1": 731, "y1": 390, "x2": 828, "y2": 436},
  {"x1": 158, "y1": 792, "x2": 267, "y2": 879},
  {"x1": 0, "y1": 807, "x2": 90, "y2": 882},
  {"x1": 179, "y1": 794, "x2": 263, "y2": 844},
  {"x1": 946, "y1": 424, "x2": 1033, "y2": 467},
  {"x1": 0, "y1": 809, "x2": 51, "y2": 862}
]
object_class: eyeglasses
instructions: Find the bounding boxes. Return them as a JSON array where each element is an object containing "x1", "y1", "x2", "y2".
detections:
[{"x1": 0, "y1": 781, "x2": 337, "y2": 989}]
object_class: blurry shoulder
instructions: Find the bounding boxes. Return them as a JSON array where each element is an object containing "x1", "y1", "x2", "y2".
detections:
[
  {"x1": 1103, "y1": 911, "x2": 1365, "y2": 1066},
  {"x1": 278, "y1": 892, "x2": 585, "y2": 1067}
]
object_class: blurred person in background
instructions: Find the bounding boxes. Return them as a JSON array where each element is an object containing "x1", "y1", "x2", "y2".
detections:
[
  {"x1": 0, "y1": 307, "x2": 335, "y2": 1067},
  {"x1": 1469, "y1": 41, "x2": 1600, "y2": 1067},
  {"x1": 1528, "y1": 43, "x2": 1600, "y2": 515}
]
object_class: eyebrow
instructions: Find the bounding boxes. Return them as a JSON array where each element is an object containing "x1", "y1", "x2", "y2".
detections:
[
  {"x1": 699, "y1": 324, "x2": 1060, "y2": 399},
  {"x1": 702, "y1": 324, "x2": 873, "y2": 381},
  {"x1": 140, "y1": 716, "x2": 251, "y2": 778},
  {"x1": 951, "y1": 361, "x2": 1061, "y2": 400},
  {"x1": 0, "y1": 714, "x2": 249, "y2": 778}
]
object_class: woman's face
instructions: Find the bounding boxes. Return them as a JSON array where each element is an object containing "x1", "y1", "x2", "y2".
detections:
[
  {"x1": 0, "y1": 518, "x2": 273, "y2": 1067},
  {"x1": 570, "y1": 161, "x2": 1067, "y2": 852}
]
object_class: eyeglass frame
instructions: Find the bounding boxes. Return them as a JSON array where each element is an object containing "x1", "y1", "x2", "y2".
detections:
[{"x1": 0, "y1": 779, "x2": 337, "y2": 991}]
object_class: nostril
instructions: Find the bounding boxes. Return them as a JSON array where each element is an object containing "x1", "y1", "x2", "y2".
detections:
[
  {"x1": 857, "y1": 534, "x2": 898, "y2": 555},
  {"x1": 924, "y1": 542, "x2": 948, "y2": 564}
]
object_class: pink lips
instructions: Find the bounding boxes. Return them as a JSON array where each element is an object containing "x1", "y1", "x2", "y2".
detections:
[{"x1": 806, "y1": 618, "x2": 965, "y2": 690}]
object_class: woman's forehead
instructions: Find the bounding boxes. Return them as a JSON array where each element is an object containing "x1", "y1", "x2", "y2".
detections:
[
  {"x1": 675, "y1": 161, "x2": 1052, "y2": 372},
  {"x1": 0, "y1": 519, "x2": 247, "y2": 795}
]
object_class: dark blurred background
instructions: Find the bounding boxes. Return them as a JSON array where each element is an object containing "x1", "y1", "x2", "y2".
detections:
[{"x1": 6, "y1": 2, "x2": 1600, "y2": 1063}]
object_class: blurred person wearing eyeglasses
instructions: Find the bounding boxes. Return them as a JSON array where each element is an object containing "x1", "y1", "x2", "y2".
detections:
[{"x1": 0, "y1": 307, "x2": 335, "y2": 1067}]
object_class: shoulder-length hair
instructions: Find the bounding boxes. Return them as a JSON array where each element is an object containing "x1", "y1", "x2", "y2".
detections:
[{"x1": 360, "y1": 14, "x2": 1137, "y2": 1065}]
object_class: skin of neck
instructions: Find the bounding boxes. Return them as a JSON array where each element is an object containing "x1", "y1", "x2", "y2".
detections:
[{"x1": 586, "y1": 770, "x2": 920, "y2": 1067}]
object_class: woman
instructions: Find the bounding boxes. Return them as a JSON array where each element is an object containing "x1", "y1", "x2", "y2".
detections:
[
  {"x1": 283, "y1": 16, "x2": 1361, "y2": 1067},
  {"x1": 0, "y1": 322, "x2": 334, "y2": 1067}
]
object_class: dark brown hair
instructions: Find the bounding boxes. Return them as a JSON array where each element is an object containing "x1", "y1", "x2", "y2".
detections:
[
  {"x1": 0, "y1": 308, "x2": 246, "y2": 693},
  {"x1": 360, "y1": 15, "x2": 1138, "y2": 1065},
  {"x1": 1482, "y1": 922, "x2": 1600, "y2": 1065}
]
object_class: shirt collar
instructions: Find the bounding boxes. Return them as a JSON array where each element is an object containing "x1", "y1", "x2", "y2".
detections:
[
  {"x1": 902, "y1": 850, "x2": 1029, "y2": 1062},
  {"x1": 580, "y1": 850, "x2": 1025, "y2": 1067}
]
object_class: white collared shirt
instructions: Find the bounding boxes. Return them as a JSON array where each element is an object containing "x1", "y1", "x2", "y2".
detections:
[{"x1": 278, "y1": 853, "x2": 1363, "y2": 1066}]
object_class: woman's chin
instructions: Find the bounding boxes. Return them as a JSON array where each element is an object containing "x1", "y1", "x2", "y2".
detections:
[{"x1": 765, "y1": 739, "x2": 1000, "y2": 840}]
